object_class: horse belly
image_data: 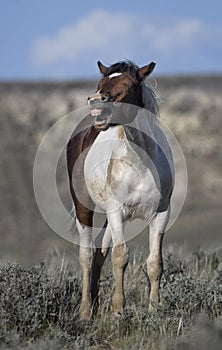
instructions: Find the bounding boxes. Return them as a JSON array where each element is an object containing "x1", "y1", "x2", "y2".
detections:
[{"x1": 123, "y1": 168, "x2": 162, "y2": 221}]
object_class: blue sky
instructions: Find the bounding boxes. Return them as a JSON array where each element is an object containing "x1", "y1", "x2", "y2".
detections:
[{"x1": 0, "y1": 0, "x2": 221, "y2": 80}]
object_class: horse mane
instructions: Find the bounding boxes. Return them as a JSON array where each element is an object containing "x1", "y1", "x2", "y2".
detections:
[
  {"x1": 104, "y1": 60, "x2": 159, "y2": 117},
  {"x1": 141, "y1": 82, "x2": 159, "y2": 118}
]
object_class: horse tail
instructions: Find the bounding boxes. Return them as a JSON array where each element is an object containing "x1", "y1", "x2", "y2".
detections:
[{"x1": 69, "y1": 202, "x2": 78, "y2": 235}]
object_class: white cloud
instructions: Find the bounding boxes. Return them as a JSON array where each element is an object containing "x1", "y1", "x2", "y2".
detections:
[
  {"x1": 31, "y1": 11, "x2": 222, "y2": 74},
  {"x1": 149, "y1": 19, "x2": 204, "y2": 55},
  {"x1": 32, "y1": 11, "x2": 135, "y2": 66}
]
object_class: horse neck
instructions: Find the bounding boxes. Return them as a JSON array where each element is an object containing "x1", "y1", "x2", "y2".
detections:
[{"x1": 131, "y1": 106, "x2": 159, "y2": 143}]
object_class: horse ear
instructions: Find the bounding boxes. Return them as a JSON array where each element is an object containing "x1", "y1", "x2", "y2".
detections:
[
  {"x1": 137, "y1": 62, "x2": 156, "y2": 80},
  {"x1": 97, "y1": 61, "x2": 108, "y2": 75}
]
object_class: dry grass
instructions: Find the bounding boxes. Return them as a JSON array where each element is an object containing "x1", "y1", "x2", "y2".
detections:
[{"x1": 0, "y1": 248, "x2": 221, "y2": 349}]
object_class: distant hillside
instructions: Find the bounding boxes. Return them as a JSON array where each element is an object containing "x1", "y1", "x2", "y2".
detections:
[{"x1": 0, "y1": 76, "x2": 221, "y2": 264}]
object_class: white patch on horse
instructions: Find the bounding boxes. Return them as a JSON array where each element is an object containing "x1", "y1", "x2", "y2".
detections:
[
  {"x1": 84, "y1": 123, "x2": 163, "y2": 222},
  {"x1": 84, "y1": 127, "x2": 120, "y2": 208},
  {"x1": 108, "y1": 72, "x2": 122, "y2": 79}
]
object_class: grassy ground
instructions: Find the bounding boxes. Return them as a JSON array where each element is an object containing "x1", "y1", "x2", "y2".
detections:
[{"x1": 0, "y1": 248, "x2": 221, "y2": 349}]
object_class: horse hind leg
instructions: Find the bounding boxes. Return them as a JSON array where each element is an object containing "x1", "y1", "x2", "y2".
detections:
[
  {"x1": 147, "y1": 230, "x2": 163, "y2": 308},
  {"x1": 147, "y1": 210, "x2": 169, "y2": 310},
  {"x1": 90, "y1": 220, "x2": 111, "y2": 312},
  {"x1": 78, "y1": 215, "x2": 111, "y2": 319}
]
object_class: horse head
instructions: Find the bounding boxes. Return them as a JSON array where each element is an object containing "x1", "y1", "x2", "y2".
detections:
[{"x1": 88, "y1": 60, "x2": 156, "y2": 130}]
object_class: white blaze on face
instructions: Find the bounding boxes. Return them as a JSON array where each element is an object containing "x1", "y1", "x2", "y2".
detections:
[{"x1": 108, "y1": 73, "x2": 122, "y2": 79}]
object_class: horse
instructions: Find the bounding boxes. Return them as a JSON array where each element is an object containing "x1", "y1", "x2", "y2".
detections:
[{"x1": 67, "y1": 60, "x2": 174, "y2": 319}]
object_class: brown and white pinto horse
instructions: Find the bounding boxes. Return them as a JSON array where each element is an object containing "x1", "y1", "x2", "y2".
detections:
[{"x1": 67, "y1": 60, "x2": 174, "y2": 319}]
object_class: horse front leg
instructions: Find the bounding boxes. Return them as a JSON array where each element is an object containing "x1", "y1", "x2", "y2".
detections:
[
  {"x1": 107, "y1": 210, "x2": 129, "y2": 315},
  {"x1": 147, "y1": 211, "x2": 169, "y2": 310},
  {"x1": 76, "y1": 215, "x2": 94, "y2": 320}
]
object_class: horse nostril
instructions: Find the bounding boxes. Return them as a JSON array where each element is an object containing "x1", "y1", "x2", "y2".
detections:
[
  {"x1": 88, "y1": 99, "x2": 95, "y2": 106},
  {"x1": 88, "y1": 94, "x2": 107, "y2": 107},
  {"x1": 101, "y1": 95, "x2": 108, "y2": 102},
  {"x1": 88, "y1": 97, "x2": 95, "y2": 106}
]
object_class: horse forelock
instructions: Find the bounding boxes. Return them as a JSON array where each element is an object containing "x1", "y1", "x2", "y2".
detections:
[{"x1": 104, "y1": 61, "x2": 139, "y2": 82}]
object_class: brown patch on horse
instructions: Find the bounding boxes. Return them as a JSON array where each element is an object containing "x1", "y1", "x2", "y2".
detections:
[
  {"x1": 67, "y1": 116, "x2": 100, "y2": 226},
  {"x1": 98, "y1": 74, "x2": 133, "y2": 94},
  {"x1": 97, "y1": 73, "x2": 140, "y2": 105}
]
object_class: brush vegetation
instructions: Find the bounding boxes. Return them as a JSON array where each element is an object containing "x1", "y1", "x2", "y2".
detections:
[{"x1": 0, "y1": 248, "x2": 221, "y2": 349}]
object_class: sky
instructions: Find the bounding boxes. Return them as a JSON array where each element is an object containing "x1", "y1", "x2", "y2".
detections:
[{"x1": 0, "y1": 0, "x2": 221, "y2": 80}]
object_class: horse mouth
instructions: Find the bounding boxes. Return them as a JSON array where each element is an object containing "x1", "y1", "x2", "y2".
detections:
[
  {"x1": 90, "y1": 108, "x2": 103, "y2": 117},
  {"x1": 94, "y1": 120, "x2": 108, "y2": 130},
  {"x1": 90, "y1": 107, "x2": 111, "y2": 130}
]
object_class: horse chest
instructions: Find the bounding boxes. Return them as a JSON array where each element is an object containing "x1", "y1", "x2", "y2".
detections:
[
  {"x1": 107, "y1": 155, "x2": 161, "y2": 220},
  {"x1": 84, "y1": 127, "x2": 161, "y2": 220}
]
